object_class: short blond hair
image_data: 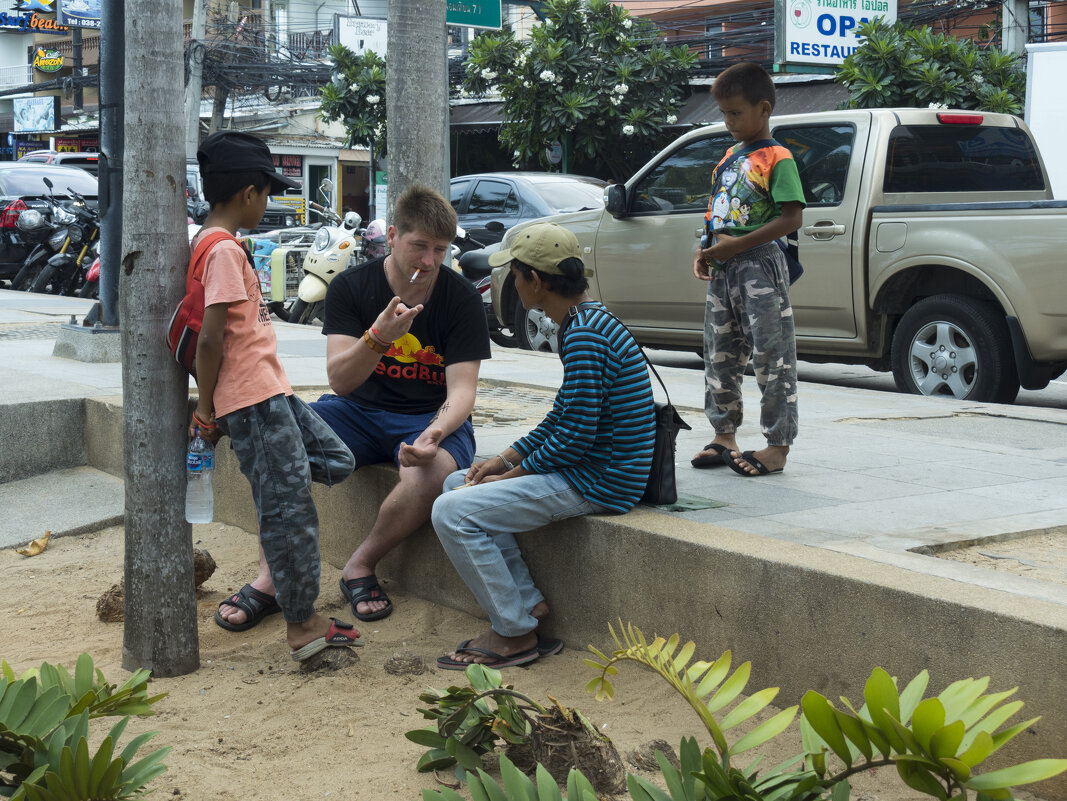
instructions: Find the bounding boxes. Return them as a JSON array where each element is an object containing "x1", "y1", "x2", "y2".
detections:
[{"x1": 392, "y1": 185, "x2": 457, "y2": 241}]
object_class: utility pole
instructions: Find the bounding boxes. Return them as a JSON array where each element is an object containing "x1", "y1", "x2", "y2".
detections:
[
  {"x1": 184, "y1": 0, "x2": 208, "y2": 159},
  {"x1": 96, "y1": 0, "x2": 123, "y2": 329},
  {"x1": 121, "y1": 0, "x2": 200, "y2": 677},
  {"x1": 1002, "y1": 0, "x2": 1028, "y2": 55},
  {"x1": 385, "y1": 0, "x2": 448, "y2": 216}
]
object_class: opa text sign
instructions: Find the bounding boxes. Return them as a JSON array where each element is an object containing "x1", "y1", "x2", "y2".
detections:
[{"x1": 780, "y1": 0, "x2": 896, "y2": 67}]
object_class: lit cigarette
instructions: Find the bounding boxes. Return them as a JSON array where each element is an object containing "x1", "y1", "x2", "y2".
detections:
[{"x1": 409, "y1": 270, "x2": 418, "y2": 283}]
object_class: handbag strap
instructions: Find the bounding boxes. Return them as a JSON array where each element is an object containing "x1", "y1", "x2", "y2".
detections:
[{"x1": 562, "y1": 301, "x2": 674, "y2": 407}]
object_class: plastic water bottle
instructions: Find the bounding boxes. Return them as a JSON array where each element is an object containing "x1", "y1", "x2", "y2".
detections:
[{"x1": 185, "y1": 427, "x2": 214, "y2": 524}]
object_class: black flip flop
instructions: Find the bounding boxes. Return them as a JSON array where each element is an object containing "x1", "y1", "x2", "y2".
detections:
[
  {"x1": 691, "y1": 443, "x2": 729, "y2": 469},
  {"x1": 723, "y1": 450, "x2": 783, "y2": 477}
]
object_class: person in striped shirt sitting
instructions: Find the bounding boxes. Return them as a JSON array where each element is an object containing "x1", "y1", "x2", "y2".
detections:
[{"x1": 431, "y1": 222, "x2": 656, "y2": 670}]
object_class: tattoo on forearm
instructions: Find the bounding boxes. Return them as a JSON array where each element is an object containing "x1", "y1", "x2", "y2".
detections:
[{"x1": 429, "y1": 401, "x2": 450, "y2": 424}]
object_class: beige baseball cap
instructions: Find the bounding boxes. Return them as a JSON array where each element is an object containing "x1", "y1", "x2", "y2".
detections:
[{"x1": 488, "y1": 222, "x2": 584, "y2": 275}]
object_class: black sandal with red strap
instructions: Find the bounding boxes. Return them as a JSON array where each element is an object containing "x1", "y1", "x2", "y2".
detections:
[{"x1": 339, "y1": 574, "x2": 393, "y2": 621}]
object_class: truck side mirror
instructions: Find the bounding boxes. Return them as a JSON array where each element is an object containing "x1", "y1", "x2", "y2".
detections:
[{"x1": 605, "y1": 184, "x2": 627, "y2": 217}]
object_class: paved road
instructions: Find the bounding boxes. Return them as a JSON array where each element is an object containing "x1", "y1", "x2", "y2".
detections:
[{"x1": 645, "y1": 348, "x2": 1067, "y2": 411}]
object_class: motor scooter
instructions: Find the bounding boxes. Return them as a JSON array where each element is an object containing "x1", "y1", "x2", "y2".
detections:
[
  {"x1": 288, "y1": 179, "x2": 363, "y2": 325},
  {"x1": 30, "y1": 184, "x2": 99, "y2": 296},
  {"x1": 456, "y1": 231, "x2": 517, "y2": 348}
]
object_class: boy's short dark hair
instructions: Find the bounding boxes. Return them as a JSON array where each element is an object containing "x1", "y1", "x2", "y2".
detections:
[
  {"x1": 202, "y1": 171, "x2": 271, "y2": 207},
  {"x1": 392, "y1": 185, "x2": 457, "y2": 242},
  {"x1": 711, "y1": 62, "x2": 776, "y2": 110},
  {"x1": 512, "y1": 257, "x2": 589, "y2": 296}
]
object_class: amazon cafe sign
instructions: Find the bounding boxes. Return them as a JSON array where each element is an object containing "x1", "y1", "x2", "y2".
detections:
[{"x1": 776, "y1": 0, "x2": 896, "y2": 67}]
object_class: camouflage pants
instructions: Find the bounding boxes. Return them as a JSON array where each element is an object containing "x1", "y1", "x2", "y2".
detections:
[
  {"x1": 219, "y1": 394, "x2": 355, "y2": 622},
  {"x1": 703, "y1": 241, "x2": 798, "y2": 446}
]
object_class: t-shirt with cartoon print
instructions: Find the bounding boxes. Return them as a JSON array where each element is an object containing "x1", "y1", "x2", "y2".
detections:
[
  {"x1": 704, "y1": 142, "x2": 805, "y2": 238},
  {"x1": 322, "y1": 257, "x2": 491, "y2": 414}
]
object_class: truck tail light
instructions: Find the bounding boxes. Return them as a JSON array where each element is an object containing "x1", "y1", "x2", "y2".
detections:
[
  {"x1": 937, "y1": 112, "x2": 983, "y2": 125},
  {"x1": 0, "y1": 199, "x2": 28, "y2": 228}
]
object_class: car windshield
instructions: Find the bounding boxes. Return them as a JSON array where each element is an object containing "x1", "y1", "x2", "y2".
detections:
[
  {"x1": 0, "y1": 167, "x2": 99, "y2": 197},
  {"x1": 530, "y1": 180, "x2": 605, "y2": 212}
]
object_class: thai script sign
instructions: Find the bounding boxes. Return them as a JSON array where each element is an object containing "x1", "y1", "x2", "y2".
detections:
[{"x1": 778, "y1": 0, "x2": 896, "y2": 67}]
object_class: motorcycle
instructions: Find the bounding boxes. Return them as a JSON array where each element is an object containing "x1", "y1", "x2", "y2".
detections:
[
  {"x1": 9, "y1": 178, "x2": 77, "y2": 292},
  {"x1": 287, "y1": 179, "x2": 363, "y2": 325},
  {"x1": 76, "y1": 241, "x2": 101, "y2": 299},
  {"x1": 29, "y1": 184, "x2": 100, "y2": 296},
  {"x1": 455, "y1": 224, "x2": 516, "y2": 348}
]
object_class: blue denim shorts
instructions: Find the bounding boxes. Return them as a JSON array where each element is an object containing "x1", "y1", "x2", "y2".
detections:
[{"x1": 310, "y1": 394, "x2": 476, "y2": 470}]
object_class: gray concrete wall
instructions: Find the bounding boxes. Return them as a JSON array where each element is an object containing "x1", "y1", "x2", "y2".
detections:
[
  {"x1": 81, "y1": 398, "x2": 1067, "y2": 798},
  {"x1": 0, "y1": 398, "x2": 85, "y2": 483}
]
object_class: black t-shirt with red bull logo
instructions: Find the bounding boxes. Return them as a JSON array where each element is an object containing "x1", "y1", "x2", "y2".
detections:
[{"x1": 322, "y1": 257, "x2": 491, "y2": 414}]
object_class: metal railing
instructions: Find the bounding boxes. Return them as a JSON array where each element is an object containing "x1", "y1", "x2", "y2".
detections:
[{"x1": 0, "y1": 64, "x2": 32, "y2": 92}]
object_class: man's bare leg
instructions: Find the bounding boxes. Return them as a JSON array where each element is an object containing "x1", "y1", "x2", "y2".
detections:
[
  {"x1": 446, "y1": 601, "x2": 550, "y2": 665},
  {"x1": 217, "y1": 543, "x2": 274, "y2": 626},
  {"x1": 692, "y1": 433, "x2": 739, "y2": 464},
  {"x1": 340, "y1": 448, "x2": 458, "y2": 616}
]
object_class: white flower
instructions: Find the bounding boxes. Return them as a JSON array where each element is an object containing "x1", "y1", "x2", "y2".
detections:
[
  {"x1": 927, "y1": 101, "x2": 948, "y2": 109},
  {"x1": 523, "y1": 80, "x2": 531, "y2": 88},
  {"x1": 622, "y1": 18, "x2": 633, "y2": 28},
  {"x1": 481, "y1": 68, "x2": 497, "y2": 80},
  {"x1": 516, "y1": 53, "x2": 526, "y2": 67},
  {"x1": 614, "y1": 83, "x2": 629, "y2": 95},
  {"x1": 666, "y1": 114, "x2": 677, "y2": 124},
  {"x1": 622, "y1": 124, "x2": 635, "y2": 135},
  {"x1": 366, "y1": 94, "x2": 380, "y2": 104},
  {"x1": 461, "y1": 88, "x2": 470, "y2": 98},
  {"x1": 611, "y1": 96, "x2": 622, "y2": 106},
  {"x1": 540, "y1": 69, "x2": 556, "y2": 82},
  {"x1": 513, "y1": 150, "x2": 520, "y2": 158},
  {"x1": 972, "y1": 74, "x2": 985, "y2": 84}
]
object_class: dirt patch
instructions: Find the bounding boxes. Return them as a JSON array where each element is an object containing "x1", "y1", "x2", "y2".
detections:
[
  {"x1": 0, "y1": 523, "x2": 1053, "y2": 801},
  {"x1": 925, "y1": 529, "x2": 1067, "y2": 587}
]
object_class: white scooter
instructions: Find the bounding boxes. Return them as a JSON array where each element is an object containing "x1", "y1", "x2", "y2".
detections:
[{"x1": 288, "y1": 179, "x2": 363, "y2": 325}]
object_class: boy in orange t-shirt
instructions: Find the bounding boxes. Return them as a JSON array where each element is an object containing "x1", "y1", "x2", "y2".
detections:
[{"x1": 189, "y1": 131, "x2": 358, "y2": 662}]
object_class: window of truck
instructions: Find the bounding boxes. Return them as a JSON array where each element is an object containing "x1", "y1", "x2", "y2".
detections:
[
  {"x1": 884, "y1": 124, "x2": 1044, "y2": 193},
  {"x1": 773, "y1": 124, "x2": 855, "y2": 206},
  {"x1": 629, "y1": 134, "x2": 734, "y2": 214}
]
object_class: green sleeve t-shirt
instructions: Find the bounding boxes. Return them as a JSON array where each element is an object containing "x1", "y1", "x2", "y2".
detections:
[{"x1": 704, "y1": 143, "x2": 806, "y2": 237}]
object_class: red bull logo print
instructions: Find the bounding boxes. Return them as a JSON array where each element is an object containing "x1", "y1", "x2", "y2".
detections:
[{"x1": 376, "y1": 333, "x2": 446, "y2": 384}]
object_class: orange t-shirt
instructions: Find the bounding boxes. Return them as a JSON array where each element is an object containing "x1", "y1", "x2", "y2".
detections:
[{"x1": 195, "y1": 227, "x2": 291, "y2": 418}]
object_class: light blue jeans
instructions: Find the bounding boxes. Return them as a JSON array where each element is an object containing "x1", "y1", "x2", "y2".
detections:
[{"x1": 432, "y1": 470, "x2": 604, "y2": 637}]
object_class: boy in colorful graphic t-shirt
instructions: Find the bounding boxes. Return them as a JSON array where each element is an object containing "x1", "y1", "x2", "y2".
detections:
[{"x1": 691, "y1": 62, "x2": 806, "y2": 478}]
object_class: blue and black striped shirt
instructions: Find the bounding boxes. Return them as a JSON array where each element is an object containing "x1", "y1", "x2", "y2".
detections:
[{"x1": 512, "y1": 302, "x2": 656, "y2": 513}]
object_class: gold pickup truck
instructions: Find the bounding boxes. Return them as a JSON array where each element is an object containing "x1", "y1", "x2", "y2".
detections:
[{"x1": 490, "y1": 108, "x2": 1067, "y2": 404}]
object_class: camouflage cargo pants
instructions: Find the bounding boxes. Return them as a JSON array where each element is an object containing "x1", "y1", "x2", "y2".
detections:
[
  {"x1": 703, "y1": 241, "x2": 798, "y2": 446},
  {"x1": 219, "y1": 394, "x2": 355, "y2": 622}
]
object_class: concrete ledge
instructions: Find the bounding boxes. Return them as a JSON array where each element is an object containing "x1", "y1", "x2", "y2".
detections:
[
  {"x1": 52, "y1": 325, "x2": 121, "y2": 363},
  {"x1": 81, "y1": 397, "x2": 1067, "y2": 797},
  {"x1": 0, "y1": 398, "x2": 85, "y2": 483}
]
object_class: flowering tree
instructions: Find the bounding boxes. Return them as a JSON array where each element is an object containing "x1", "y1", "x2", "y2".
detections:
[
  {"x1": 460, "y1": 0, "x2": 696, "y2": 180},
  {"x1": 319, "y1": 45, "x2": 388, "y2": 153},
  {"x1": 836, "y1": 18, "x2": 1025, "y2": 114}
]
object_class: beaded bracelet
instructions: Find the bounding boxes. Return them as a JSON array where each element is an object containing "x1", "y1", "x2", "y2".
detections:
[{"x1": 363, "y1": 330, "x2": 389, "y2": 355}]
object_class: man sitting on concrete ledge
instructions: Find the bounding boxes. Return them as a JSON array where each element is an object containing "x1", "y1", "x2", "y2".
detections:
[
  {"x1": 432, "y1": 223, "x2": 656, "y2": 670},
  {"x1": 219, "y1": 186, "x2": 490, "y2": 627}
]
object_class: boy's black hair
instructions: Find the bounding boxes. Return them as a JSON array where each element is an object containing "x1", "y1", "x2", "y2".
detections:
[
  {"x1": 203, "y1": 170, "x2": 272, "y2": 207},
  {"x1": 512, "y1": 257, "x2": 589, "y2": 296},
  {"x1": 711, "y1": 62, "x2": 776, "y2": 110}
]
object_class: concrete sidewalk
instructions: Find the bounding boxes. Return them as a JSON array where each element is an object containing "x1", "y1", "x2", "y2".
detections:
[{"x1": 3, "y1": 288, "x2": 1065, "y2": 604}]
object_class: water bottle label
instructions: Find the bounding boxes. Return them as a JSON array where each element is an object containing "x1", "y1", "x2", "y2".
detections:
[
  {"x1": 187, "y1": 453, "x2": 203, "y2": 472},
  {"x1": 201, "y1": 452, "x2": 214, "y2": 470}
]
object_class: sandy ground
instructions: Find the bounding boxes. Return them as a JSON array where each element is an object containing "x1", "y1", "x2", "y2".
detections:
[
  {"x1": 933, "y1": 530, "x2": 1067, "y2": 587},
  {"x1": 0, "y1": 523, "x2": 1052, "y2": 801}
]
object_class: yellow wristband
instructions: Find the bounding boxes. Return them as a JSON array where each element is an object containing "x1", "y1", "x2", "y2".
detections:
[{"x1": 363, "y1": 330, "x2": 389, "y2": 355}]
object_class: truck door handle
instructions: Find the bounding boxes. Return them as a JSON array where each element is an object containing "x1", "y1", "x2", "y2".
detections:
[{"x1": 803, "y1": 222, "x2": 845, "y2": 238}]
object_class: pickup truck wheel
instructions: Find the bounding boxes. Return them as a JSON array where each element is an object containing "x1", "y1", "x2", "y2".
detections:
[
  {"x1": 891, "y1": 295, "x2": 1019, "y2": 404},
  {"x1": 513, "y1": 301, "x2": 559, "y2": 353}
]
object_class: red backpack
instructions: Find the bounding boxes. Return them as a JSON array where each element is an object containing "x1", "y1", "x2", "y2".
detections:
[{"x1": 166, "y1": 231, "x2": 249, "y2": 378}]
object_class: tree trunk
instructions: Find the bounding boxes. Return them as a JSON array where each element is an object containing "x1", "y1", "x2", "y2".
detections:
[
  {"x1": 120, "y1": 0, "x2": 200, "y2": 677},
  {"x1": 385, "y1": 0, "x2": 449, "y2": 217}
]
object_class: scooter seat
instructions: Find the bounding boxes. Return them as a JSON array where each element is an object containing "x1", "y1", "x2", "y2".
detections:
[{"x1": 458, "y1": 248, "x2": 494, "y2": 281}]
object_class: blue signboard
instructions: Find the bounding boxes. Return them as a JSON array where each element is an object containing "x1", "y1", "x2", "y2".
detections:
[{"x1": 57, "y1": 0, "x2": 101, "y2": 29}]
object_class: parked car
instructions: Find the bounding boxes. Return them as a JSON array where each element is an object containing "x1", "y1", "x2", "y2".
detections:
[
  {"x1": 0, "y1": 163, "x2": 99, "y2": 282},
  {"x1": 185, "y1": 161, "x2": 300, "y2": 233},
  {"x1": 18, "y1": 150, "x2": 100, "y2": 175},
  {"x1": 490, "y1": 108, "x2": 1067, "y2": 404},
  {"x1": 449, "y1": 172, "x2": 607, "y2": 236}
]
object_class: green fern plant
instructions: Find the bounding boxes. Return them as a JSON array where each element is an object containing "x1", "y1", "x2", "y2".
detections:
[{"x1": 0, "y1": 655, "x2": 169, "y2": 801}]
